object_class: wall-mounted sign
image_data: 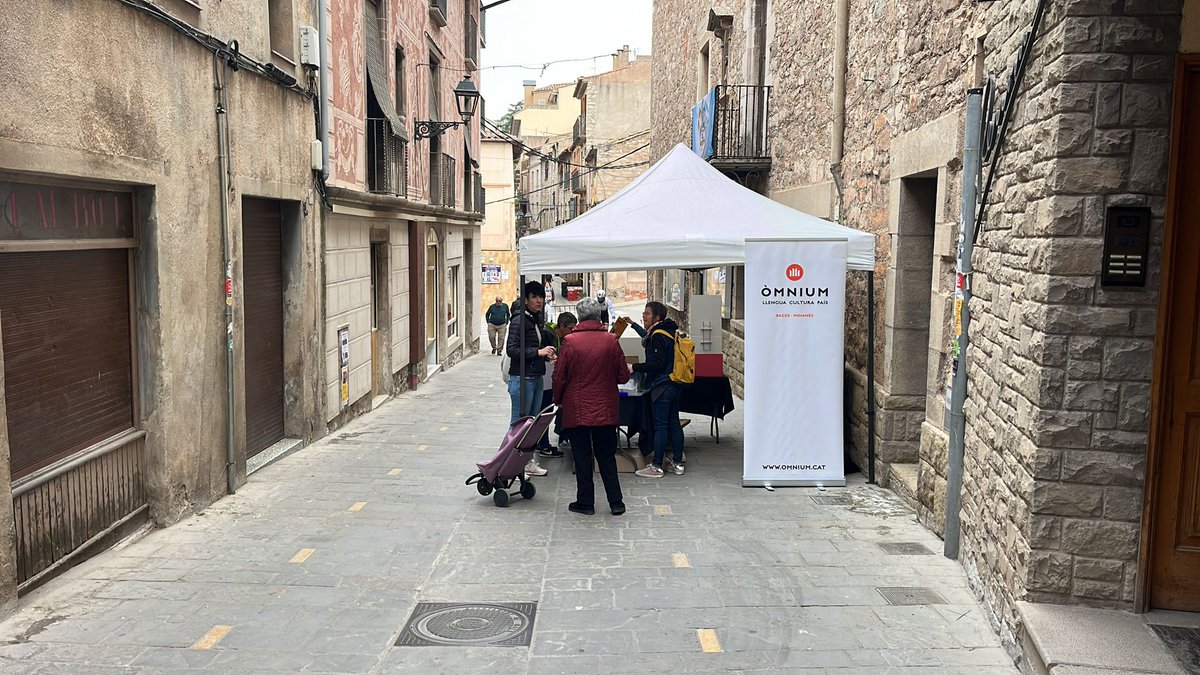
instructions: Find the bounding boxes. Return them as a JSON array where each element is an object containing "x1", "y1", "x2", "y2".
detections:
[
  {"x1": 338, "y1": 325, "x2": 351, "y2": 410},
  {"x1": 1, "y1": 181, "x2": 135, "y2": 241},
  {"x1": 482, "y1": 264, "x2": 501, "y2": 284}
]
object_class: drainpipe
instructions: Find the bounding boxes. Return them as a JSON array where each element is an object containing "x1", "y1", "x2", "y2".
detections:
[
  {"x1": 830, "y1": 0, "x2": 849, "y2": 220},
  {"x1": 318, "y1": 0, "x2": 331, "y2": 179},
  {"x1": 214, "y1": 54, "x2": 238, "y2": 495},
  {"x1": 944, "y1": 88, "x2": 983, "y2": 559}
]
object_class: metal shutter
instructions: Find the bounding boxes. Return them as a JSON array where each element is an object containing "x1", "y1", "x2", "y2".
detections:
[
  {"x1": 242, "y1": 198, "x2": 286, "y2": 457},
  {"x1": 0, "y1": 249, "x2": 133, "y2": 479}
]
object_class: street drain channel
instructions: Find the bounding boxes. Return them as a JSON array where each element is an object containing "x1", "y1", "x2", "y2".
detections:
[
  {"x1": 876, "y1": 587, "x2": 946, "y2": 605},
  {"x1": 810, "y1": 495, "x2": 852, "y2": 505},
  {"x1": 878, "y1": 542, "x2": 935, "y2": 555},
  {"x1": 395, "y1": 602, "x2": 537, "y2": 647}
]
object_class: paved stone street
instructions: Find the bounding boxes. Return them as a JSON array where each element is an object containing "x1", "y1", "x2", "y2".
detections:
[{"x1": 0, "y1": 353, "x2": 1017, "y2": 674}]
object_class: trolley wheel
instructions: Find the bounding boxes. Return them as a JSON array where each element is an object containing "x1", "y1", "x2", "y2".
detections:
[
  {"x1": 493, "y1": 489, "x2": 510, "y2": 507},
  {"x1": 520, "y1": 481, "x2": 536, "y2": 500},
  {"x1": 476, "y1": 479, "x2": 493, "y2": 496}
]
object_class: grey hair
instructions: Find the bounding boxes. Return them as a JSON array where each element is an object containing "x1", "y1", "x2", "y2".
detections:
[{"x1": 576, "y1": 297, "x2": 603, "y2": 323}]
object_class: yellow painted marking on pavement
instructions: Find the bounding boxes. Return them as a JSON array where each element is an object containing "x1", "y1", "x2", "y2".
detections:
[
  {"x1": 289, "y1": 548, "x2": 316, "y2": 564},
  {"x1": 439, "y1": 426, "x2": 449, "y2": 432},
  {"x1": 655, "y1": 505, "x2": 673, "y2": 516},
  {"x1": 191, "y1": 625, "x2": 233, "y2": 650},
  {"x1": 455, "y1": 412, "x2": 464, "y2": 417},
  {"x1": 697, "y1": 628, "x2": 722, "y2": 653},
  {"x1": 348, "y1": 502, "x2": 366, "y2": 512},
  {"x1": 415, "y1": 445, "x2": 429, "y2": 452},
  {"x1": 388, "y1": 469, "x2": 402, "y2": 476},
  {"x1": 673, "y1": 553, "x2": 691, "y2": 568}
]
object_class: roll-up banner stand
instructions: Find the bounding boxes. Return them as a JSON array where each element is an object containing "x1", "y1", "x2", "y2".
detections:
[{"x1": 743, "y1": 238, "x2": 848, "y2": 487}]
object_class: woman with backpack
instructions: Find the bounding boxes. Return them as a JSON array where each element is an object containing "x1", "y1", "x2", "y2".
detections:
[{"x1": 632, "y1": 301, "x2": 687, "y2": 478}]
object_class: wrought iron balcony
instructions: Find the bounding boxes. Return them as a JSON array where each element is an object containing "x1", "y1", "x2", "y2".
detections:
[
  {"x1": 367, "y1": 118, "x2": 408, "y2": 198},
  {"x1": 570, "y1": 170, "x2": 586, "y2": 195},
  {"x1": 572, "y1": 115, "x2": 585, "y2": 147},
  {"x1": 698, "y1": 85, "x2": 772, "y2": 171}
]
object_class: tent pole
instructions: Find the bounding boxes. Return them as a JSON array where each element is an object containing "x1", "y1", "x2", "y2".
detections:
[
  {"x1": 519, "y1": 274, "x2": 527, "y2": 415},
  {"x1": 866, "y1": 270, "x2": 876, "y2": 485}
]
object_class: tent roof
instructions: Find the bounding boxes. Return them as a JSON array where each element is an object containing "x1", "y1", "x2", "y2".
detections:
[{"x1": 519, "y1": 144, "x2": 877, "y2": 274}]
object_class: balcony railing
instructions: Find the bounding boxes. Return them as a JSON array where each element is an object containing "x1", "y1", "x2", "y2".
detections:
[
  {"x1": 572, "y1": 115, "x2": 585, "y2": 146},
  {"x1": 428, "y1": 0, "x2": 448, "y2": 27},
  {"x1": 367, "y1": 118, "x2": 408, "y2": 198},
  {"x1": 710, "y1": 84, "x2": 771, "y2": 166},
  {"x1": 465, "y1": 15, "x2": 479, "y2": 71},
  {"x1": 570, "y1": 170, "x2": 585, "y2": 195},
  {"x1": 429, "y1": 152, "x2": 456, "y2": 207}
]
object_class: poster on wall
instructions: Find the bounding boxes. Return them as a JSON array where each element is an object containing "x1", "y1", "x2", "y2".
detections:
[
  {"x1": 338, "y1": 325, "x2": 350, "y2": 410},
  {"x1": 482, "y1": 264, "x2": 502, "y2": 284},
  {"x1": 743, "y1": 239, "x2": 847, "y2": 487}
]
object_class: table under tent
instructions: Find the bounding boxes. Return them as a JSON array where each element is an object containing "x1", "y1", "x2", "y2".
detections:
[{"x1": 516, "y1": 144, "x2": 878, "y2": 485}]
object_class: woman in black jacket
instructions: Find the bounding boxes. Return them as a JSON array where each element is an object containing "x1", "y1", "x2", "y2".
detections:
[{"x1": 632, "y1": 302, "x2": 686, "y2": 478}]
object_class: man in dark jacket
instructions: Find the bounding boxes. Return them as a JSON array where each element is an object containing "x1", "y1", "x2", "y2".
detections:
[
  {"x1": 632, "y1": 301, "x2": 686, "y2": 478},
  {"x1": 485, "y1": 295, "x2": 511, "y2": 355},
  {"x1": 553, "y1": 298, "x2": 631, "y2": 515},
  {"x1": 507, "y1": 281, "x2": 557, "y2": 476}
]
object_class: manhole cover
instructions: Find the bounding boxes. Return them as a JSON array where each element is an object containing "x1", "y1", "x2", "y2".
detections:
[
  {"x1": 876, "y1": 587, "x2": 945, "y2": 605},
  {"x1": 879, "y1": 542, "x2": 935, "y2": 555},
  {"x1": 395, "y1": 602, "x2": 537, "y2": 647},
  {"x1": 811, "y1": 496, "x2": 852, "y2": 505}
]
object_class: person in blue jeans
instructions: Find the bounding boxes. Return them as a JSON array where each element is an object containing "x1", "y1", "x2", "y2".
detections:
[
  {"x1": 506, "y1": 280, "x2": 557, "y2": 476},
  {"x1": 632, "y1": 301, "x2": 686, "y2": 478}
]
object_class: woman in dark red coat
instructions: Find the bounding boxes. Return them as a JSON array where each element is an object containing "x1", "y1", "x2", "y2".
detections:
[{"x1": 553, "y1": 297, "x2": 631, "y2": 515}]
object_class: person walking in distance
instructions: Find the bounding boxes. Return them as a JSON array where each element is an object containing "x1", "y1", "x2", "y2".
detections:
[
  {"x1": 506, "y1": 281, "x2": 557, "y2": 477},
  {"x1": 633, "y1": 301, "x2": 686, "y2": 478},
  {"x1": 554, "y1": 298, "x2": 630, "y2": 515},
  {"x1": 486, "y1": 295, "x2": 511, "y2": 356}
]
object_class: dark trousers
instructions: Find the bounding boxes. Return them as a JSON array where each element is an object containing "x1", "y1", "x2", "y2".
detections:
[{"x1": 569, "y1": 426, "x2": 623, "y2": 509}]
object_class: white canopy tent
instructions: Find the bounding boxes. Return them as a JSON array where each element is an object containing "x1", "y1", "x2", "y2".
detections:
[
  {"x1": 518, "y1": 143, "x2": 875, "y2": 275},
  {"x1": 514, "y1": 143, "x2": 880, "y2": 483}
]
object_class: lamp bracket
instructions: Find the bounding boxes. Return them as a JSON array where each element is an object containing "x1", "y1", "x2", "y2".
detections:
[{"x1": 415, "y1": 120, "x2": 464, "y2": 141}]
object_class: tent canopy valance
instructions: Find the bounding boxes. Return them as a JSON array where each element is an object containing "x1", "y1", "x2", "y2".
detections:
[{"x1": 518, "y1": 144, "x2": 876, "y2": 275}]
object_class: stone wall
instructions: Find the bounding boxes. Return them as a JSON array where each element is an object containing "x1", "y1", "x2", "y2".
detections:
[{"x1": 652, "y1": 0, "x2": 1187, "y2": 651}]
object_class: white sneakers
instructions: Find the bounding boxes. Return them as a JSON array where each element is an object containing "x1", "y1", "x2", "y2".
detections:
[
  {"x1": 635, "y1": 465, "x2": 664, "y2": 479},
  {"x1": 524, "y1": 459, "x2": 548, "y2": 477}
]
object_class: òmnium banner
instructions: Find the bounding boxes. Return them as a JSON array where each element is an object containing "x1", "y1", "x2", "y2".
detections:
[{"x1": 743, "y1": 239, "x2": 847, "y2": 487}]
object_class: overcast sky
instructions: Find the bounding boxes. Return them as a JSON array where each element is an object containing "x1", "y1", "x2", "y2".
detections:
[{"x1": 479, "y1": 0, "x2": 654, "y2": 121}]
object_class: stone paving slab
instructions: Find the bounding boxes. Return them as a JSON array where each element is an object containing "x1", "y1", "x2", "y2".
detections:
[{"x1": 0, "y1": 352, "x2": 1016, "y2": 673}]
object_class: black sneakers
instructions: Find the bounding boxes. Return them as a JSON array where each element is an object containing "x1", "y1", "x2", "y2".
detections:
[{"x1": 539, "y1": 447, "x2": 564, "y2": 458}]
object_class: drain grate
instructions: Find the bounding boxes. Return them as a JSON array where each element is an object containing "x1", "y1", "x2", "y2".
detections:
[
  {"x1": 395, "y1": 602, "x2": 537, "y2": 647},
  {"x1": 811, "y1": 496, "x2": 852, "y2": 506},
  {"x1": 1149, "y1": 625, "x2": 1200, "y2": 674},
  {"x1": 879, "y1": 542, "x2": 935, "y2": 556},
  {"x1": 876, "y1": 587, "x2": 946, "y2": 605}
]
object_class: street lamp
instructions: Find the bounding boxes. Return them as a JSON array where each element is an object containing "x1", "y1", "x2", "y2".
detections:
[{"x1": 415, "y1": 75, "x2": 481, "y2": 141}]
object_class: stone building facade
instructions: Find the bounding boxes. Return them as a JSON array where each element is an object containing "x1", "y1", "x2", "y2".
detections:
[
  {"x1": 480, "y1": 130, "x2": 520, "y2": 316},
  {"x1": 323, "y1": 0, "x2": 484, "y2": 423},
  {"x1": 652, "y1": 0, "x2": 1200, "y2": 654},
  {"x1": 0, "y1": 0, "x2": 323, "y2": 601}
]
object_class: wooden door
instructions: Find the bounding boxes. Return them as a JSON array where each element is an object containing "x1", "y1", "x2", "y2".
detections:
[
  {"x1": 1149, "y1": 58, "x2": 1200, "y2": 611},
  {"x1": 242, "y1": 198, "x2": 286, "y2": 458}
]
